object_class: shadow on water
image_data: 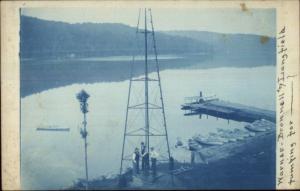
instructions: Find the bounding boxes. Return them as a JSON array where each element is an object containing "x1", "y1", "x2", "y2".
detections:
[
  {"x1": 20, "y1": 54, "x2": 201, "y2": 97},
  {"x1": 21, "y1": 53, "x2": 275, "y2": 97}
]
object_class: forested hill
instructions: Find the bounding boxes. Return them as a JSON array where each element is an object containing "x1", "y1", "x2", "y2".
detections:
[
  {"x1": 20, "y1": 16, "x2": 275, "y2": 61},
  {"x1": 20, "y1": 16, "x2": 209, "y2": 58},
  {"x1": 164, "y1": 30, "x2": 276, "y2": 60}
]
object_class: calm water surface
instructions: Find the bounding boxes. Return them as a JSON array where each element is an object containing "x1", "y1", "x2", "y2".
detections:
[{"x1": 21, "y1": 65, "x2": 275, "y2": 190}]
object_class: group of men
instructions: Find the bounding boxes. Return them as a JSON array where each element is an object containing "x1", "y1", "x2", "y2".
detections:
[{"x1": 132, "y1": 142, "x2": 159, "y2": 176}]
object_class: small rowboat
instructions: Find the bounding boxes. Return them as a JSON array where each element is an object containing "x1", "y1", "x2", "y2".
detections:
[
  {"x1": 233, "y1": 128, "x2": 255, "y2": 137},
  {"x1": 216, "y1": 129, "x2": 238, "y2": 142},
  {"x1": 188, "y1": 139, "x2": 202, "y2": 150},
  {"x1": 208, "y1": 132, "x2": 230, "y2": 143},
  {"x1": 244, "y1": 119, "x2": 275, "y2": 132},
  {"x1": 193, "y1": 135, "x2": 224, "y2": 146},
  {"x1": 244, "y1": 124, "x2": 267, "y2": 132}
]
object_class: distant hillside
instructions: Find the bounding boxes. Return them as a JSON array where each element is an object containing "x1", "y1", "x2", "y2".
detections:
[
  {"x1": 20, "y1": 16, "x2": 209, "y2": 58},
  {"x1": 20, "y1": 16, "x2": 276, "y2": 61},
  {"x1": 164, "y1": 30, "x2": 276, "y2": 61}
]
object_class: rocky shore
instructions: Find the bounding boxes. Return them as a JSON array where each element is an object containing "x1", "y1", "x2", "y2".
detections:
[{"x1": 69, "y1": 120, "x2": 275, "y2": 190}]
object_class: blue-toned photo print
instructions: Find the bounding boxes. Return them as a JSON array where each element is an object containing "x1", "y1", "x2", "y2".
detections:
[{"x1": 20, "y1": 7, "x2": 276, "y2": 190}]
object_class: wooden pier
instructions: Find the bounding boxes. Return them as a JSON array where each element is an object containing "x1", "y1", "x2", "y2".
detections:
[{"x1": 181, "y1": 99, "x2": 275, "y2": 123}]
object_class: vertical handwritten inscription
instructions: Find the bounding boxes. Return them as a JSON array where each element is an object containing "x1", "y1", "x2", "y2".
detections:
[
  {"x1": 276, "y1": 26, "x2": 298, "y2": 188},
  {"x1": 277, "y1": 26, "x2": 286, "y2": 186},
  {"x1": 287, "y1": 82, "x2": 297, "y2": 186}
]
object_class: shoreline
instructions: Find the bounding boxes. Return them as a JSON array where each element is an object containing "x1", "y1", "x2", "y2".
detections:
[{"x1": 69, "y1": 127, "x2": 275, "y2": 190}]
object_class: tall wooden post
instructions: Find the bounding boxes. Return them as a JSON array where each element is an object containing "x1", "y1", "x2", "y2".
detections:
[{"x1": 76, "y1": 90, "x2": 90, "y2": 190}]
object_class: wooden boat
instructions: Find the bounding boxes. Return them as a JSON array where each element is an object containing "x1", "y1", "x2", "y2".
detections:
[
  {"x1": 193, "y1": 135, "x2": 224, "y2": 146},
  {"x1": 188, "y1": 139, "x2": 202, "y2": 150},
  {"x1": 232, "y1": 128, "x2": 255, "y2": 138},
  {"x1": 244, "y1": 123, "x2": 267, "y2": 132},
  {"x1": 36, "y1": 126, "x2": 70, "y2": 132},
  {"x1": 216, "y1": 129, "x2": 238, "y2": 142},
  {"x1": 244, "y1": 119, "x2": 275, "y2": 132},
  {"x1": 208, "y1": 132, "x2": 230, "y2": 143},
  {"x1": 216, "y1": 128, "x2": 247, "y2": 141},
  {"x1": 253, "y1": 119, "x2": 275, "y2": 129}
]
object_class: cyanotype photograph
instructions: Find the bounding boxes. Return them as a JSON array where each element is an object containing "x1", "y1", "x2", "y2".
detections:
[{"x1": 20, "y1": 7, "x2": 276, "y2": 190}]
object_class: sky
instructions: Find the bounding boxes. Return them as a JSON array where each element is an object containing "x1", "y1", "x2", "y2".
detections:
[{"x1": 21, "y1": 8, "x2": 276, "y2": 37}]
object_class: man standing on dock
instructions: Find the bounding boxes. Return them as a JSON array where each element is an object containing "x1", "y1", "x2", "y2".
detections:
[
  {"x1": 150, "y1": 147, "x2": 159, "y2": 176},
  {"x1": 132, "y1": 148, "x2": 140, "y2": 174},
  {"x1": 141, "y1": 142, "x2": 149, "y2": 172}
]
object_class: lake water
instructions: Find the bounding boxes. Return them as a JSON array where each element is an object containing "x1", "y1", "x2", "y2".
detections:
[{"x1": 21, "y1": 65, "x2": 275, "y2": 190}]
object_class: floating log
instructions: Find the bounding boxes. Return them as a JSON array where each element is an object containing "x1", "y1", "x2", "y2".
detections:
[{"x1": 36, "y1": 127, "x2": 70, "y2": 132}]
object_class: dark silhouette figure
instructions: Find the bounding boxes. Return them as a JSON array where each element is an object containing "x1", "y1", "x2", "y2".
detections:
[
  {"x1": 150, "y1": 147, "x2": 159, "y2": 177},
  {"x1": 132, "y1": 148, "x2": 140, "y2": 174},
  {"x1": 141, "y1": 142, "x2": 150, "y2": 171}
]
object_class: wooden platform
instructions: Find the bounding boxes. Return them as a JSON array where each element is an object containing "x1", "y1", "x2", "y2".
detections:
[{"x1": 181, "y1": 99, "x2": 275, "y2": 123}]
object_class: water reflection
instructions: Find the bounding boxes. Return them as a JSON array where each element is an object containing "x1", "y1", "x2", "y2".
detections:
[{"x1": 21, "y1": 66, "x2": 275, "y2": 189}]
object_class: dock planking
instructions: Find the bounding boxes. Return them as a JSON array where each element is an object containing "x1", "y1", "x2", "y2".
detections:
[{"x1": 181, "y1": 99, "x2": 275, "y2": 123}]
